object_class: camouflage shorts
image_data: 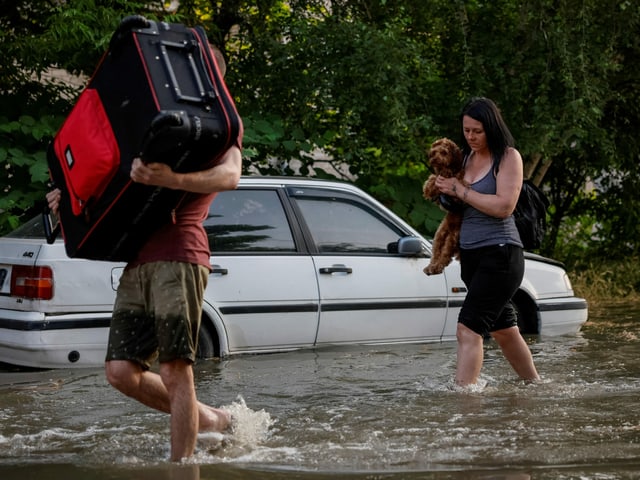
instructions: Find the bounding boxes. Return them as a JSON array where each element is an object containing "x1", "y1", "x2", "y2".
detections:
[{"x1": 106, "y1": 261, "x2": 209, "y2": 368}]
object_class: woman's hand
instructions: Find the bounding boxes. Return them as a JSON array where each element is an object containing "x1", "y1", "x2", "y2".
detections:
[{"x1": 435, "y1": 175, "x2": 461, "y2": 198}]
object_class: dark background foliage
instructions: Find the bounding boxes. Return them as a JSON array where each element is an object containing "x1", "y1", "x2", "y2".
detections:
[{"x1": 1, "y1": 0, "x2": 639, "y2": 271}]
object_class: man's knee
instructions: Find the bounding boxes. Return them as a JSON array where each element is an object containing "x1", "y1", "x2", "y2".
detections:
[
  {"x1": 105, "y1": 360, "x2": 140, "y2": 395},
  {"x1": 159, "y1": 359, "x2": 194, "y2": 393}
]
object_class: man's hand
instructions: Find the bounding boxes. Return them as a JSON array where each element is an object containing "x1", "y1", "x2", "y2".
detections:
[
  {"x1": 46, "y1": 189, "x2": 62, "y2": 216},
  {"x1": 130, "y1": 158, "x2": 176, "y2": 188},
  {"x1": 130, "y1": 146, "x2": 242, "y2": 194}
]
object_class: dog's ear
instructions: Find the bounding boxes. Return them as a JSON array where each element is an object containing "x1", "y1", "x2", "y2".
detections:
[{"x1": 448, "y1": 142, "x2": 463, "y2": 170}]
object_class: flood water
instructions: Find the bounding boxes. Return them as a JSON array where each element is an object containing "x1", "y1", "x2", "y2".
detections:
[{"x1": 1, "y1": 302, "x2": 639, "y2": 480}]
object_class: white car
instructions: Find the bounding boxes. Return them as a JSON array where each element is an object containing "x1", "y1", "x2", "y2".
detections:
[{"x1": 0, "y1": 176, "x2": 588, "y2": 369}]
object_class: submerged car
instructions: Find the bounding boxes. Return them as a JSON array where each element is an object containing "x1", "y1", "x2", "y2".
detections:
[{"x1": 0, "y1": 176, "x2": 588, "y2": 369}]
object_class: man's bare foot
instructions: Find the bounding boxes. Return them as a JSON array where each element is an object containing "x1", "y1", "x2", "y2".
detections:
[{"x1": 199, "y1": 406, "x2": 232, "y2": 432}]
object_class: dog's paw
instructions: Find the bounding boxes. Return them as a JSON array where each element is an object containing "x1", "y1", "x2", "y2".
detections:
[{"x1": 423, "y1": 264, "x2": 444, "y2": 276}]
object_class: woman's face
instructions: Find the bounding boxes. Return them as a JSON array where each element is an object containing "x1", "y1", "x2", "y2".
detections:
[{"x1": 462, "y1": 115, "x2": 488, "y2": 153}]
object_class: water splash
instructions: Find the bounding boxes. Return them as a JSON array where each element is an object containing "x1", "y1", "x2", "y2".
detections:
[
  {"x1": 421, "y1": 375, "x2": 490, "y2": 394},
  {"x1": 442, "y1": 377, "x2": 489, "y2": 395},
  {"x1": 195, "y1": 395, "x2": 273, "y2": 460}
]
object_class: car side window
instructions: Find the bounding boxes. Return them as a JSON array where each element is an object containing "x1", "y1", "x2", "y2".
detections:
[
  {"x1": 293, "y1": 195, "x2": 403, "y2": 254},
  {"x1": 205, "y1": 189, "x2": 296, "y2": 253}
]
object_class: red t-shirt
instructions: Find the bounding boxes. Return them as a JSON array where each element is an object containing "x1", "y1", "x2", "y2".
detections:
[
  {"x1": 125, "y1": 51, "x2": 244, "y2": 270},
  {"x1": 129, "y1": 190, "x2": 218, "y2": 270},
  {"x1": 129, "y1": 129, "x2": 242, "y2": 271}
]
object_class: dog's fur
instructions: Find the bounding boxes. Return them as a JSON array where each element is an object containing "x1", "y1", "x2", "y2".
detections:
[{"x1": 422, "y1": 138, "x2": 465, "y2": 275}]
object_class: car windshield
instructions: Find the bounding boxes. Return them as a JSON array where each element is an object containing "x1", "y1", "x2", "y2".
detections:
[{"x1": 5, "y1": 215, "x2": 46, "y2": 239}]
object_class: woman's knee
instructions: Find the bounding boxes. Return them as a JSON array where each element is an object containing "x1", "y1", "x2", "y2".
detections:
[
  {"x1": 490, "y1": 326, "x2": 520, "y2": 344},
  {"x1": 456, "y1": 322, "x2": 482, "y2": 344}
]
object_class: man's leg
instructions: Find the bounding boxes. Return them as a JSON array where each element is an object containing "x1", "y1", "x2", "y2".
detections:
[
  {"x1": 105, "y1": 360, "x2": 231, "y2": 431},
  {"x1": 160, "y1": 359, "x2": 198, "y2": 461}
]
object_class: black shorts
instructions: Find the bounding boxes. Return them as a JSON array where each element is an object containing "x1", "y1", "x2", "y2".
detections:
[{"x1": 458, "y1": 244, "x2": 524, "y2": 336}]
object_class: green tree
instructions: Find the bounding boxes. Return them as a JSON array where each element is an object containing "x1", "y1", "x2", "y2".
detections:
[
  {"x1": 2, "y1": 0, "x2": 640, "y2": 270},
  {"x1": 228, "y1": 1, "x2": 449, "y2": 233},
  {"x1": 0, "y1": 0, "x2": 155, "y2": 231}
]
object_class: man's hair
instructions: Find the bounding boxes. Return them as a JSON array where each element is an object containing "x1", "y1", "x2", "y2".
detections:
[{"x1": 209, "y1": 44, "x2": 226, "y2": 77}]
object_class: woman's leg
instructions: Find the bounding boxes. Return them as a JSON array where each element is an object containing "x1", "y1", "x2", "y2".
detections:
[
  {"x1": 455, "y1": 323, "x2": 485, "y2": 386},
  {"x1": 491, "y1": 326, "x2": 540, "y2": 382}
]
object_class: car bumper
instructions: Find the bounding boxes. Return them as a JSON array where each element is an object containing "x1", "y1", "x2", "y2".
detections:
[
  {"x1": 0, "y1": 310, "x2": 110, "y2": 369},
  {"x1": 537, "y1": 297, "x2": 589, "y2": 336}
]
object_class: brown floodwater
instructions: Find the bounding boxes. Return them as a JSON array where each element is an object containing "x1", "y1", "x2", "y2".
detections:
[{"x1": 0, "y1": 302, "x2": 639, "y2": 480}]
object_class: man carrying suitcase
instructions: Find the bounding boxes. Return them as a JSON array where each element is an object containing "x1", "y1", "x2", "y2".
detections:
[
  {"x1": 47, "y1": 140, "x2": 241, "y2": 461},
  {"x1": 46, "y1": 45, "x2": 243, "y2": 462}
]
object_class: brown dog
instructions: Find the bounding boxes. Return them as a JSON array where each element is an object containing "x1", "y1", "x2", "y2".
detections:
[{"x1": 422, "y1": 138, "x2": 465, "y2": 275}]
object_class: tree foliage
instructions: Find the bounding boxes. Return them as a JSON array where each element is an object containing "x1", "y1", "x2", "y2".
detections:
[
  {"x1": 1, "y1": 0, "x2": 639, "y2": 265},
  {"x1": 0, "y1": 0, "x2": 156, "y2": 230}
]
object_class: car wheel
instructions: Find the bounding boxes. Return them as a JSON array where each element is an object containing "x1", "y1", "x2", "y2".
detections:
[
  {"x1": 511, "y1": 294, "x2": 539, "y2": 335},
  {"x1": 196, "y1": 321, "x2": 217, "y2": 359}
]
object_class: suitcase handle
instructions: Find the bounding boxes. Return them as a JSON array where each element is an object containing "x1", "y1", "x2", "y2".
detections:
[
  {"x1": 159, "y1": 40, "x2": 214, "y2": 105},
  {"x1": 43, "y1": 206, "x2": 61, "y2": 245}
]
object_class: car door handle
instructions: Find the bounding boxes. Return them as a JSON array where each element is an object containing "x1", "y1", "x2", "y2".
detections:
[
  {"x1": 319, "y1": 265, "x2": 353, "y2": 274},
  {"x1": 210, "y1": 264, "x2": 228, "y2": 275}
]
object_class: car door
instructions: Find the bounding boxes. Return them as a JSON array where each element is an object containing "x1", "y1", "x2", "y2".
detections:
[
  {"x1": 203, "y1": 187, "x2": 320, "y2": 353},
  {"x1": 287, "y1": 186, "x2": 450, "y2": 345}
]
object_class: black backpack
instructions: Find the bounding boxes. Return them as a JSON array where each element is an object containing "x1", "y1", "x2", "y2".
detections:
[{"x1": 514, "y1": 179, "x2": 550, "y2": 250}]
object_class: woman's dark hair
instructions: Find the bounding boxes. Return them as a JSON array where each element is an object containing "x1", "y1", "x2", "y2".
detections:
[{"x1": 460, "y1": 97, "x2": 515, "y2": 167}]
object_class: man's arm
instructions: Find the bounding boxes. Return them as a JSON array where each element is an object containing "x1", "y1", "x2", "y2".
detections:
[
  {"x1": 45, "y1": 146, "x2": 241, "y2": 216},
  {"x1": 130, "y1": 145, "x2": 242, "y2": 194}
]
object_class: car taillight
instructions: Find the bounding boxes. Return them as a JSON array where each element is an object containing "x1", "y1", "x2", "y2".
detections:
[{"x1": 11, "y1": 266, "x2": 54, "y2": 300}]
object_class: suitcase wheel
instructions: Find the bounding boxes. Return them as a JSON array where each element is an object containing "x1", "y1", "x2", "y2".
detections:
[
  {"x1": 140, "y1": 111, "x2": 191, "y2": 162},
  {"x1": 109, "y1": 15, "x2": 152, "y2": 53},
  {"x1": 118, "y1": 14, "x2": 151, "y2": 32},
  {"x1": 150, "y1": 111, "x2": 185, "y2": 131}
]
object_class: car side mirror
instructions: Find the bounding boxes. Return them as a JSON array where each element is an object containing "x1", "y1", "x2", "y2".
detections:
[{"x1": 390, "y1": 236, "x2": 424, "y2": 257}]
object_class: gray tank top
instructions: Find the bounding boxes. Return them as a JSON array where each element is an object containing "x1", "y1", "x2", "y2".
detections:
[{"x1": 459, "y1": 160, "x2": 523, "y2": 250}]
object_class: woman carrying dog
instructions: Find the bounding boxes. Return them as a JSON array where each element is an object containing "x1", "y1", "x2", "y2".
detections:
[{"x1": 435, "y1": 97, "x2": 540, "y2": 387}]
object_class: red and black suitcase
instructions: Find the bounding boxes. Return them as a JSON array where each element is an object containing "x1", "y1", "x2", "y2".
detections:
[{"x1": 46, "y1": 15, "x2": 242, "y2": 262}]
